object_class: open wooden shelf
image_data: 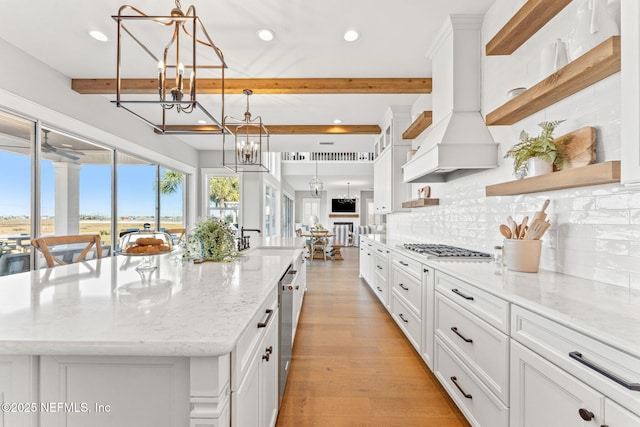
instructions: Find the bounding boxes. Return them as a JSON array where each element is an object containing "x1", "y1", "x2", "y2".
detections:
[
  {"x1": 401, "y1": 198, "x2": 440, "y2": 208},
  {"x1": 486, "y1": 36, "x2": 621, "y2": 126},
  {"x1": 485, "y1": 161, "x2": 620, "y2": 196},
  {"x1": 402, "y1": 111, "x2": 433, "y2": 139},
  {"x1": 486, "y1": 0, "x2": 572, "y2": 56}
]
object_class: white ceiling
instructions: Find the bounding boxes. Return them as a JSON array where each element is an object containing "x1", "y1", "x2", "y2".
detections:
[{"x1": 0, "y1": 0, "x2": 496, "y2": 191}]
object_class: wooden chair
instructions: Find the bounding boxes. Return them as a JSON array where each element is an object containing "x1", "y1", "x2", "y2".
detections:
[
  {"x1": 164, "y1": 228, "x2": 187, "y2": 244},
  {"x1": 309, "y1": 229, "x2": 329, "y2": 261},
  {"x1": 31, "y1": 235, "x2": 102, "y2": 268}
]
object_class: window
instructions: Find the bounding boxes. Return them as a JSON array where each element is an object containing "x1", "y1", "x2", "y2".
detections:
[
  {"x1": 264, "y1": 185, "x2": 277, "y2": 237},
  {"x1": 159, "y1": 167, "x2": 184, "y2": 231},
  {"x1": 302, "y1": 198, "x2": 320, "y2": 224},
  {"x1": 208, "y1": 176, "x2": 240, "y2": 226},
  {"x1": 0, "y1": 111, "x2": 34, "y2": 275},
  {"x1": 282, "y1": 194, "x2": 294, "y2": 237},
  {"x1": 117, "y1": 152, "x2": 156, "y2": 237},
  {"x1": 366, "y1": 199, "x2": 375, "y2": 225}
]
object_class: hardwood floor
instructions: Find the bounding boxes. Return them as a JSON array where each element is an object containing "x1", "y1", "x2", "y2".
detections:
[{"x1": 276, "y1": 247, "x2": 471, "y2": 427}]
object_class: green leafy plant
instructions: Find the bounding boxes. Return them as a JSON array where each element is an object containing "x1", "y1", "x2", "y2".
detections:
[
  {"x1": 504, "y1": 120, "x2": 571, "y2": 179},
  {"x1": 183, "y1": 217, "x2": 238, "y2": 262}
]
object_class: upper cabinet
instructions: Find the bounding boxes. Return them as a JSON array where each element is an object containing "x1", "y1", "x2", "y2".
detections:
[
  {"x1": 373, "y1": 107, "x2": 412, "y2": 214},
  {"x1": 621, "y1": 1, "x2": 640, "y2": 185}
]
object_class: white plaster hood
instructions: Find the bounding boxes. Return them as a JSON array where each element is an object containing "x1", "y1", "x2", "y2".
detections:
[{"x1": 403, "y1": 15, "x2": 498, "y2": 183}]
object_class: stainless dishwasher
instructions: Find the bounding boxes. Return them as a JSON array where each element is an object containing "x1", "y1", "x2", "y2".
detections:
[{"x1": 278, "y1": 263, "x2": 297, "y2": 406}]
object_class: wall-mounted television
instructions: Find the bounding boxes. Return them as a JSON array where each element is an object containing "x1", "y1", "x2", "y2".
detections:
[{"x1": 331, "y1": 199, "x2": 356, "y2": 213}]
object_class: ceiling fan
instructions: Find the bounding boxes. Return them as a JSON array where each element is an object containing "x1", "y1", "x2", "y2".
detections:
[{"x1": 41, "y1": 129, "x2": 84, "y2": 161}]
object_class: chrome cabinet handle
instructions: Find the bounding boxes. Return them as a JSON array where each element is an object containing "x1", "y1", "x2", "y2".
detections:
[
  {"x1": 451, "y1": 288, "x2": 474, "y2": 301},
  {"x1": 257, "y1": 309, "x2": 274, "y2": 328},
  {"x1": 398, "y1": 313, "x2": 409, "y2": 323},
  {"x1": 451, "y1": 327, "x2": 473, "y2": 343},
  {"x1": 569, "y1": 351, "x2": 640, "y2": 391},
  {"x1": 399, "y1": 261, "x2": 409, "y2": 266},
  {"x1": 450, "y1": 376, "x2": 472, "y2": 399},
  {"x1": 399, "y1": 283, "x2": 409, "y2": 291}
]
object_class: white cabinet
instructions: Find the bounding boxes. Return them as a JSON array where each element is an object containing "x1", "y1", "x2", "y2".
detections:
[
  {"x1": 292, "y1": 254, "x2": 306, "y2": 345},
  {"x1": 604, "y1": 398, "x2": 640, "y2": 427},
  {"x1": 358, "y1": 238, "x2": 374, "y2": 285},
  {"x1": 373, "y1": 146, "x2": 411, "y2": 214},
  {"x1": 232, "y1": 292, "x2": 279, "y2": 427},
  {"x1": 0, "y1": 356, "x2": 38, "y2": 427},
  {"x1": 510, "y1": 340, "x2": 604, "y2": 427},
  {"x1": 621, "y1": 1, "x2": 640, "y2": 184}
]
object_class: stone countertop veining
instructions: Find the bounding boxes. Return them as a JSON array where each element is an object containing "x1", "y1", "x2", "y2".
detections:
[
  {"x1": 361, "y1": 234, "x2": 640, "y2": 359},
  {"x1": 0, "y1": 247, "x2": 303, "y2": 357}
]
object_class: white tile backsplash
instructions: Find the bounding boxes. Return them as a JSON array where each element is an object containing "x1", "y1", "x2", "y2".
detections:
[{"x1": 387, "y1": 0, "x2": 627, "y2": 289}]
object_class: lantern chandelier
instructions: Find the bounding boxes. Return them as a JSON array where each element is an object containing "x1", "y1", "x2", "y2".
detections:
[
  {"x1": 112, "y1": 0, "x2": 229, "y2": 135},
  {"x1": 309, "y1": 158, "x2": 323, "y2": 198},
  {"x1": 337, "y1": 182, "x2": 358, "y2": 203},
  {"x1": 222, "y1": 89, "x2": 270, "y2": 173}
]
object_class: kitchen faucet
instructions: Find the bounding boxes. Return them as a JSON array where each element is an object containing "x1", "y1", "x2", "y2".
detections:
[{"x1": 238, "y1": 227, "x2": 261, "y2": 251}]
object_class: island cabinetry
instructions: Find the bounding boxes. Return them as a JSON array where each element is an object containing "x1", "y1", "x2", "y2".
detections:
[
  {"x1": 232, "y1": 291, "x2": 279, "y2": 427},
  {"x1": 0, "y1": 355, "x2": 38, "y2": 427},
  {"x1": 291, "y1": 252, "x2": 306, "y2": 345},
  {"x1": 510, "y1": 305, "x2": 640, "y2": 426},
  {"x1": 433, "y1": 272, "x2": 510, "y2": 426}
]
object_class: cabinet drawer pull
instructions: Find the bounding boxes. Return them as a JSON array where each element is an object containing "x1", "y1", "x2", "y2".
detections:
[
  {"x1": 569, "y1": 351, "x2": 640, "y2": 391},
  {"x1": 262, "y1": 352, "x2": 270, "y2": 362},
  {"x1": 450, "y1": 376, "x2": 472, "y2": 399},
  {"x1": 398, "y1": 313, "x2": 409, "y2": 323},
  {"x1": 257, "y1": 309, "x2": 274, "y2": 328},
  {"x1": 265, "y1": 346, "x2": 273, "y2": 354},
  {"x1": 376, "y1": 286, "x2": 383, "y2": 292},
  {"x1": 399, "y1": 261, "x2": 409, "y2": 266},
  {"x1": 451, "y1": 327, "x2": 473, "y2": 343},
  {"x1": 423, "y1": 268, "x2": 429, "y2": 273},
  {"x1": 377, "y1": 265, "x2": 383, "y2": 270},
  {"x1": 451, "y1": 288, "x2": 474, "y2": 301},
  {"x1": 578, "y1": 408, "x2": 594, "y2": 421},
  {"x1": 377, "y1": 248, "x2": 383, "y2": 253},
  {"x1": 398, "y1": 283, "x2": 409, "y2": 291}
]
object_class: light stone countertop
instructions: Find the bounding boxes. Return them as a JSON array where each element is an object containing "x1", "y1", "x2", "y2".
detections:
[
  {"x1": 362, "y1": 234, "x2": 640, "y2": 359},
  {"x1": 0, "y1": 245, "x2": 303, "y2": 357}
]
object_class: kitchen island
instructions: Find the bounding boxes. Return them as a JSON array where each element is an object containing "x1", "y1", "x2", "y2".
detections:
[{"x1": 0, "y1": 239, "x2": 305, "y2": 427}]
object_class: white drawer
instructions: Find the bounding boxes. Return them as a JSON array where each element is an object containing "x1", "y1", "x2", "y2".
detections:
[
  {"x1": 391, "y1": 265, "x2": 422, "y2": 317},
  {"x1": 373, "y1": 273, "x2": 388, "y2": 306},
  {"x1": 434, "y1": 337, "x2": 509, "y2": 427},
  {"x1": 511, "y1": 305, "x2": 640, "y2": 417},
  {"x1": 231, "y1": 290, "x2": 278, "y2": 390},
  {"x1": 435, "y1": 292, "x2": 509, "y2": 405},
  {"x1": 435, "y1": 272, "x2": 509, "y2": 334},
  {"x1": 390, "y1": 290, "x2": 421, "y2": 352},
  {"x1": 391, "y1": 251, "x2": 423, "y2": 280},
  {"x1": 374, "y1": 253, "x2": 388, "y2": 281}
]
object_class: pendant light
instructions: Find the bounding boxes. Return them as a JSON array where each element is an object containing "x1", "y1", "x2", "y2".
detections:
[{"x1": 309, "y1": 158, "x2": 323, "y2": 198}]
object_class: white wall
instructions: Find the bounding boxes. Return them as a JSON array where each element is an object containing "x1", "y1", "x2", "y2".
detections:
[{"x1": 388, "y1": 1, "x2": 638, "y2": 290}]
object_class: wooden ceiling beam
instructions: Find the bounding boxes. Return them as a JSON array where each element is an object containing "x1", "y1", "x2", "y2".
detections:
[
  {"x1": 153, "y1": 124, "x2": 382, "y2": 135},
  {"x1": 72, "y1": 78, "x2": 431, "y2": 95}
]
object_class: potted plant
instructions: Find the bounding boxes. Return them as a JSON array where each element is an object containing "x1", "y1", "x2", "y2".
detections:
[
  {"x1": 183, "y1": 218, "x2": 238, "y2": 262},
  {"x1": 504, "y1": 120, "x2": 571, "y2": 179}
]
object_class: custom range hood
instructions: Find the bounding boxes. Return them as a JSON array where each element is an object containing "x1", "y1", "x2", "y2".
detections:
[{"x1": 403, "y1": 15, "x2": 498, "y2": 183}]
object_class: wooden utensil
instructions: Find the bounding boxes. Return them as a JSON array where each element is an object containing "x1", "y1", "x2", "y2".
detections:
[
  {"x1": 533, "y1": 199, "x2": 550, "y2": 222},
  {"x1": 499, "y1": 224, "x2": 512, "y2": 239},
  {"x1": 526, "y1": 220, "x2": 551, "y2": 240},
  {"x1": 518, "y1": 216, "x2": 529, "y2": 239},
  {"x1": 507, "y1": 216, "x2": 518, "y2": 239}
]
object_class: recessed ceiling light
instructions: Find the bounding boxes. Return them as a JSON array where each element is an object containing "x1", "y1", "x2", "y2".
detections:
[
  {"x1": 257, "y1": 29, "x2": 275, "y2": 42},
  {"x1": 333, "y1": 119, "x2": 342, "y2": 124},
  {"x1": 343, "y1": 29, "x2": 359, "y2": 42},
  {"x1": 89, "y1": 30, "x2": 109, "y2": 42},
  {"x1": 197, "y1": 120, "x2": 207, "y2": 124}
]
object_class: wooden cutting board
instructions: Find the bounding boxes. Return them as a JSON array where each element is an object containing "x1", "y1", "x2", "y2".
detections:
[{"x1": 554, "y1": 126, "x2": 596, "y2": 169}]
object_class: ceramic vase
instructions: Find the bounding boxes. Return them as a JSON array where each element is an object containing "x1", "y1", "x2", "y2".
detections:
[
  {"x1": 527, "y1": 157, "x2": 553, "y2": 177},
  {"x1": 569, "y1": 0, "x2": 619, "y2": 61},
  {"x1": 540, "y1": 39, "x2": 570, "y2": 80}
]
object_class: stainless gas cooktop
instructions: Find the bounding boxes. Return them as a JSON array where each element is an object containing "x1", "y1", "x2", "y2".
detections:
[{"x1": 402, "y1": 243, "x2": 491, "y2": 260}]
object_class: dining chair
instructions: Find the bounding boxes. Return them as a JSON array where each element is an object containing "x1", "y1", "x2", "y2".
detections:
[
  {"x1": 309, "y1": 229, "x2": 329, "y2": 261},
  {"x1": 164, "y1": 228, "x2": 187, "y2": 245},
  {"x1": 31, "y1": 235, "x2": 102, "y2": 268}
]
